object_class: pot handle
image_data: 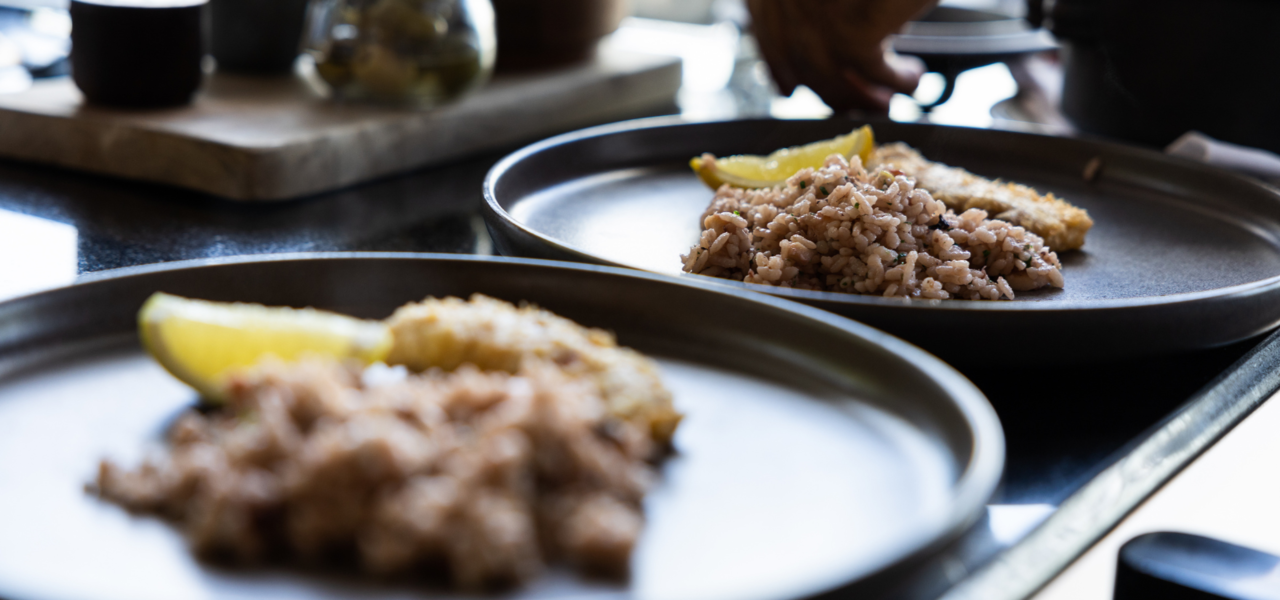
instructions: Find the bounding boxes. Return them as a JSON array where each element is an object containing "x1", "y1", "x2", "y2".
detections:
[{"x1": 1025, "y1": 0, "x2": 1043, "y2": 28}]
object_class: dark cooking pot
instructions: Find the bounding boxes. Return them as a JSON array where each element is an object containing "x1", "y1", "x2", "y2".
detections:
[{"x1": 1051, "y1": 0, "x2": 1280, "y2": 153}]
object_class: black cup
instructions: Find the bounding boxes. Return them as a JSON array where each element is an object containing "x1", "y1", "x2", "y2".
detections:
[
  {"x1": 70, "y1": 0, "x2": 206, "y2": 108},
  {"x1": 208, "y1": 0, "x2": 311, "y2": 74}
]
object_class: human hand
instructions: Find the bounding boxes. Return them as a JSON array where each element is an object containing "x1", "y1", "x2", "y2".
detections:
[{"x1": 747, "y1": 0, "x2": 936, "y2": 112}]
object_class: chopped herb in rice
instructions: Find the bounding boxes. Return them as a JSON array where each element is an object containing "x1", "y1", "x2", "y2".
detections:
[{"x1": 681, "y1": 152, "x2": 1064, "y2": 300}]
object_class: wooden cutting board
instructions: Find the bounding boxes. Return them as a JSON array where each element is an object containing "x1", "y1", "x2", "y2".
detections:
[{"x1": 0, "y1": 45, "x2": 681, "y2": 200}]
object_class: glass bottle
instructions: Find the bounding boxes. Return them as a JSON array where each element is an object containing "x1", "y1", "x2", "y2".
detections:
[{"x1": 302, "y1": 0, "x2": 494, "y2": 106}]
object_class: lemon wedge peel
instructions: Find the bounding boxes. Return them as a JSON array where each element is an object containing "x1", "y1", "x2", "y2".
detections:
[
  {"x1": 691, "y1": 125, "x2": 876, "y2": 190},
  {"x1": 138, "y1": 292, "x2": 393, "y2": 401}
]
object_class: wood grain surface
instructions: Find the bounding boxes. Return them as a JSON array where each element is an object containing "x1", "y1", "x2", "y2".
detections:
[{"x1": 0, "y1": 45, "x2": 681, "y2": 200}]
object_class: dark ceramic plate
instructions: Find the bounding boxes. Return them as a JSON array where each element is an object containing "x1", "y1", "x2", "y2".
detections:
[
  {"x1": 483, "y1": 118, "x2": 1280, "y2": 363},
  {"x1": 0, "y1": 253, "x2": 1001, "y2": 600}
]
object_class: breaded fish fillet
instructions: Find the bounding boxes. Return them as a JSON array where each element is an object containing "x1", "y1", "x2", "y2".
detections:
[
  {"x1": 870, "y1": 143, "x2": 1093, "y2": 251},
  {"x1": 385, "y1": 294, "x2": 682, "y2": 444}
]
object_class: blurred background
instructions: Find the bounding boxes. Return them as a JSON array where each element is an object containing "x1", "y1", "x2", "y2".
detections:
[
  {"x1": 4, "y1": 0, "x2": 1273, "y2": 153},
  {"x1": 0, "y1": 0, "x2": 1061, "y2": 130}
]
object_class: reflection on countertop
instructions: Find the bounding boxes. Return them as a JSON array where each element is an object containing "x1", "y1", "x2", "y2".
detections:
[
  {"x1": 0, "y1": 207, "x2": 76, "y2": 298},
  {"x1": 0, "y1": 151, "x2": 497, "y2": 303}
]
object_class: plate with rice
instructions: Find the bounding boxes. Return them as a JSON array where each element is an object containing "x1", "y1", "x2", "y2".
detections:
[
  {"x1": 0, "y1": 253, "x2": 1002, "y2": 600},
  {"x1": 484, "y1": 118, "x2": 1280, "y2": 362}
]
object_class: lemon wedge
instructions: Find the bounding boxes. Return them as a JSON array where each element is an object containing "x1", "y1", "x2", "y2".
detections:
[
  {"x1": 138, "y1": 292, "x2": 393, "y2": 401},
  {"x1": 691, "y1": 125, "x2": 876, "y2": 189}
]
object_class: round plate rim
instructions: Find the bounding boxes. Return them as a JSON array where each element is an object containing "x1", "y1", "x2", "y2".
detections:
[{"x1": 2, "y1": 251, "x2": 1005, "y2": 600}]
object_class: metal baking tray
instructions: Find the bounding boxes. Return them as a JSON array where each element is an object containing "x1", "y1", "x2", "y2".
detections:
[
  {"x1": 0, "y1": 253, "x2": 1002, "y2": 600},
  {"x1": 942, "y1": 326, "x2": 1280, "y2": 599}
]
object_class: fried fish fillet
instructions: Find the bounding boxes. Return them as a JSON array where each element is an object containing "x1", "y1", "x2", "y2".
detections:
[
  {"x1": 870, "y1": 143, "x2": 1093, "y2": 251},
  {"x1": 385, "y1": 294, "x2": 682, "y2": 445}
]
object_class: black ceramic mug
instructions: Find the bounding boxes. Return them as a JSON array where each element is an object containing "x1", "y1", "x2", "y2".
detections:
[{"x1": 70, "y1": 0, "x2": 206, "y2": 107}]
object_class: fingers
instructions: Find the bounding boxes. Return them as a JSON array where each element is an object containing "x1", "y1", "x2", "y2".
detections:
[
  {"x1": 803, "y1": 45, "x2": 925, "y2": 114},
  {"x1": 745, "y1": 0, "x2": 935, "y2": 112},
  {"x1": 859, "y1": 45, "x2": 926, "y2": 95},
  {"x1": 839, "y1": 68, "x2": 895, "y2": 112},
  {"x1": 746, "y1": 0, "x2": 799, "y2": 96}
]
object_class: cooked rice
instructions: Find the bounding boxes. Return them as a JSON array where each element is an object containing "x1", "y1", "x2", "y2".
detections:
[
  {"x1": 97, "y1": 360, "x2": 659, "y2": 587},
  {"x1": 682, "y1": 154, "x2": 1065, "y2": 300},
  {"x1": 95, "y1": 295, "x2": 681, "y2": 589}
]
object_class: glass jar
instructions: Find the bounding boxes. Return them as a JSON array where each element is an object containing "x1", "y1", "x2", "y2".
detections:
[{"x1": 302, "y1": 0, "x2": 495, "y2": 106}]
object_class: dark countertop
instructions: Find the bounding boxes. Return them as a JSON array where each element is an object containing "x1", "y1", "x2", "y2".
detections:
[{"x1": 0, "y1": 150, "x2": 497, "y2": 274}]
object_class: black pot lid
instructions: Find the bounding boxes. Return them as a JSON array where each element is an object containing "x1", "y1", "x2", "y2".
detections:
[{"x1": 892, "y1": 6, "x2": 1057, "y2": 60}]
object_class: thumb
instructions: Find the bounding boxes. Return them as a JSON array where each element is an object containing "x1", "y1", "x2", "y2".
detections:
[{"x1": 869, "y1": 47, "x2": 926, "y2": 95}]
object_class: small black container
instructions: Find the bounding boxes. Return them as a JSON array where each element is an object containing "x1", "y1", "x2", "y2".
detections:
[
  {"x1": 1052, "y1": 0, "x2": 1280, "y2": 153},
  {"x1": 208, "y1": 0, "x2": 310, "y2": 74},
  {"x1": 70, "y1": 0, "x2": 206, "y2": 107}
]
